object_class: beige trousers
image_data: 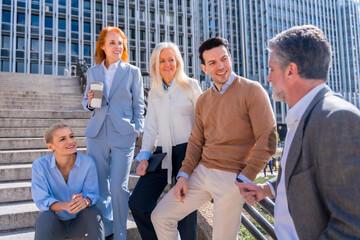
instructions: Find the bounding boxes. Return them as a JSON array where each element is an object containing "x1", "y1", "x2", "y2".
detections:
[{"x1": 151, "y1": 164, "x2": 244, "y2": 240}]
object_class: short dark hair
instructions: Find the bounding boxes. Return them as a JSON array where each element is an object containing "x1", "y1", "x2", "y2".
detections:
[
  {"x1": 268, "y1": 25, "x2": 332, "y2": 81},
  {"x1": 199, "y1": 37, "x2": 229, "y2": 64}
]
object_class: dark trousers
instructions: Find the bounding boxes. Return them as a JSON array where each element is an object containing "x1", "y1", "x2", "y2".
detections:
[
  {"x1": 129, "y1": 143, "x2": 197, "y2": 240},
  {"x1": 34, "y1": 206, "x2": 104, "y2": 240}
]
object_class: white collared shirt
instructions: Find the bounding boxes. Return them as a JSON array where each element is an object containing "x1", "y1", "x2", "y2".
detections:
[
  {"x1": 271, "y1": 83, "x2": 325, "y2": 239},
  {"x1": 211, "y1": 71, "x2": 237, "y2": 94},
  {"x1": 101, "y1": 60, "x2": 121, "y2": 97}
]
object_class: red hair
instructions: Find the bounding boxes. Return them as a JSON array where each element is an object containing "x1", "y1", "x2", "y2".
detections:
[{"x1": 94, "y1": 26, "x2": 129, "y2": 64}]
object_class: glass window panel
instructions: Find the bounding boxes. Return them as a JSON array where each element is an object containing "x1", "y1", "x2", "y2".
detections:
[
  {"x1": 59, "y1": 0, "x2": 66, "y2": 6},
  {"x1": 119, "y1": 6, "x2": 124, "y2": 15},
  {"x1": 58, "y1": 41, "x2": 66, "y2": 54},
  {"x1": 71, "y1": 0, "x2": 78, "y2": 8},
  {"x1": 96, "y1": 2, "x2": 102, "y2": 11},
  {"x1": 44, "y1": 64, "x2": 52, "y2": 74},
  {"x1": 2, "y1": 10, "x2": 11, "y2": 23},
  {"x1": 17, "y1": 13, "x2": 26, "y2": 25},
  {"x1": 45, "y1": 40, "x2": 52, "y2": 53},
  {"x1": 96, "y1": 24, "x2": 102, "y2": 34},
  {"x1": 71, "y1": 21, "x2": 78, "y2": 31},
  {"x1": 140, "y1": 30, "x2": 145, "y2": 41},
  {"x1": 2, "y1": 36, "x2": 10, "y2": 48},
  {"x1": 84, "y1": 22, "x2": 91, "y2": 33},
  {"x1": 59, "y1": 19, "x2": 66, "y2": 30},
  {"x1": 45, "y1": 16, "x2": 52, "y2": 28},
  {"x1": 30, "y1": 63, "x2": 38, "y2": 73},
  {"x1": 31, "y1": 39, "x2": 39, "y2": 52},
  {"x1": 16, "y1": 61, "x2": 24, "y2": 73},
  {"x1": 84, "y1": 44, "x2": 91, "y2": 56},
  {"x1": 2, "y1": 0, "x2": 11, "y2": 5},
  {"x1": 58, "y1": 65, "x2": 66, "y2": 75},
  {"x1": 84, "y1": 0, "x2": 90, "y2": 10},
  {"x1": 31, "y1": 15, "x2": 39, "y2": 26},
  {"x1": 45, "y1": 0, "x2": 53, "y2": 3},
  {"x1": 71, "y1": 43, "x2": 78, "y2": 55},
  {"x1": 17, "y1": 37, "x2": 25, "y2": 50},
  {"x1": 1, "y1": 60, "x2": 10, "y2": 72},
  {"x1": 107, "y1": 4, "x2": 114, "y2": 14}
]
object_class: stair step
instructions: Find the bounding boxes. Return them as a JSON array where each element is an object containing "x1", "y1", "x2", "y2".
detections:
[
  {"x1": 0, "y1": 110, "x2": 91, "y2": 119},
  {"x1": 0, "y1": 164, "x2": 32, "y2": 182},
  {"x1": 0, "y1": 127, "x2": 86, "y2": 138},
  {"x1": 0, "y1": 163, "x2": 139, "y2": 188},
  {"x1": 0, "y1": 105, "x2": 83, "y2": 110},
  {"x1": 0, "y1": 202, "x2": 39, "y2": 232},
  {"x1": 0, "y1": 148, "x2": 87, "y2": 165},
  {"x1": 0, "y1": 217, "x2": 141, "y2": 240},
  {"x1": 0, "y1": 137, "x2": 87, "y2": 150},
  {"x1": 0, "y1": 181, "x2": 32, "y2": 203},
  {"x1": 0, "y1": 118, "x2": 89, "y2": 128}
]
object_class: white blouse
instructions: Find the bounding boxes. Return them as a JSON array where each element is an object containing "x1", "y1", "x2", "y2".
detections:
[{"x1": 140, "y1": 78, "x2": 202, "y2": 183}]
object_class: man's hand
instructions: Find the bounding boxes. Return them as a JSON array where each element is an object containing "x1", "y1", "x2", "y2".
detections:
[
  {"x1": 235, "y1": 182, "x2": 272, "y2": 206},
  {"x1": 173, "y1": 177, "x2": 188, "y2": 203},
  {"x1": 136, "y1": 159, "x2": 149, "y2": 176}
]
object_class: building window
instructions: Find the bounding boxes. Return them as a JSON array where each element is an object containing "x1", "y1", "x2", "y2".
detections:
[
  {"x1": 30, "y1": 63, "x2": 39, "y2": 74},
  {"x1": 44, "y1": 64, "x2": 52, "y2": 74},
  {"x1": 140, "y1": 30, "x2": 145, "y2": 41},
  {"x1": 1, "y1": 60, "x2": 10, "y2": 72},
  {"x1": 31, "y1": 15, "x2": 39, "y2": 26},
  {"x1": 84, "y1": 0, "x2": 90, "y2": 10},
  {"x1": 2, "y1": 36, "x2": 10, "y2": 49},
  {"x1": 119, "y1": 6, "x2": 125, "y2": 15},
  {"x1": 59, "y1": 19, "x2": 66, "y2": 30},
  {"x1": 31, "y1": 39, "x2": 39, "y2": 52},
  {"x1": 141, "y1": 51, "x2": 146, "y2": 62},
  {"x1": 58, "y1": 41, "x2": 66, "y2": 54},
  {"x1": 96, "y1": 2, "x2": 102, "y2": 11},
  {"x1": 58, "y1": 65, "x2": 66, "y2": 75},
  {"x1": 84, "y1": 45, "x2": 91, "y2": 56},
  {"x1": 130, "y1": 50, "x2": 136, "y2": 61},
  {"x1": 2, "y1": 10, "x2": 11, "y2": 23},
  {"x1": 84, "y1": 22, "x2": 91, "y2": 33},
  {"x1": 17, "y1": 12, "x2": 26, "y2": 25},
  {"x1": 17, "y1": 37, "x2": 25, "y2": 50},
  {"x1": 16, "y1": 61, "x2": 25, "y2": 73},
  {"x1": 150, "y1": 32, "x2": 155, "y2": 42},
  {"x1": 178, "y1": 16, "x2": 182, "y2": 25},
  {"x1": 96, "y1": 24, "x2": 102, "y2": 34},
  {"x1": 59, "y1": 0, "x2": 66, "y2": 6},
  {"x1": 45, "y1": 16, "x2": 53, "y2": 28},
  {"x1": 71, "y1": 43, "x2": 78, "y2": 55},
  {"x1": 71, "y1": 0, "x2": 78, "y2": 8},
  {"x1": 130, "y1": 8, "x2": 135, "y2": 18},
  {"x1": 160, "y1": 33, "x2": 164, "y2": 42},
  {"x1": 187, "y1": 17, "x2": 191, "y2": 27},
  {"x1": 107, "y1": 4, "x2": 114, "y2": 14},
  {"x1": 130, "y1": 29, "x2": 136, "y2": 39},
  {"x1": 45, "y1": 40, "x2": 52, "y2": 53},
  {"x1": 71, "y1": 21, "x2": 78, "y2": 32}
]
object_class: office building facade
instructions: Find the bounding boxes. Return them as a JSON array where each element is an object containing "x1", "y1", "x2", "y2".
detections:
[{"x1": 1, "y1": 0, "x2": 359, "y2": 123}]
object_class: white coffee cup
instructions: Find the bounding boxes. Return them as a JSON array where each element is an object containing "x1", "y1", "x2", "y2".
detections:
[{"x1": 90, "y1": 82, "x2": 104, "y2": 108}]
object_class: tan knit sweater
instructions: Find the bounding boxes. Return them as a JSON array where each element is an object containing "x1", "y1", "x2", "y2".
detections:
[{"x1": 179, "y1": 76, "x2": 277, "y2": 181}]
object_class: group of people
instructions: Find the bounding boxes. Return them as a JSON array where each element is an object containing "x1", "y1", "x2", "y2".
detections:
[{"x1": 31, "y1": 24, "x2": 360, "y2": 240}]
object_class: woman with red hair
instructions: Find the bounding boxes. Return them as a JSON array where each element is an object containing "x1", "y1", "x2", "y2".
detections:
[{"x1": 82, "y1": 26, "x2": 145, "y2": 240}]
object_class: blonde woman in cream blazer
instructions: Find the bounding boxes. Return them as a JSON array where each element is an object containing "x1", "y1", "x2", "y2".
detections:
[{"x1": 128, "y1": 42, "x2": 202, "y2": 240}]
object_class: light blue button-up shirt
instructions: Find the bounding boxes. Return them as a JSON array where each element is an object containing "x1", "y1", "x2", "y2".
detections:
[{"x1": 31, "y1": 153, "x2": 99, "y2": 221}]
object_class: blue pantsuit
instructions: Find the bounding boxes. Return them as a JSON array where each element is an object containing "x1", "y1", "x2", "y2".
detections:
[{"x1": 83, "y1": 61, "x2": 145, "y2": 240}]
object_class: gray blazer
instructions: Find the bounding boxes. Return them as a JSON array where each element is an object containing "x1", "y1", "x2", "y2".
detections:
[
  {"x1": 271, "y1": 86, "x2": 360, "y2": 239},
  {"x1": 82, "y1": 61, "x2": 145, "y2": 137}
]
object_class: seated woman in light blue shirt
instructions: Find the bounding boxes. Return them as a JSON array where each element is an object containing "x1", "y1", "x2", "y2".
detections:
[{"x1": 31, "y1": 123, "x2": 104, "y2": 240}]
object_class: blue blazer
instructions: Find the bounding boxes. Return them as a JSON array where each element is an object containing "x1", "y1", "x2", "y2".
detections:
[{"x1": 82, "y1": 61, "x2": 145, "y2": 137}]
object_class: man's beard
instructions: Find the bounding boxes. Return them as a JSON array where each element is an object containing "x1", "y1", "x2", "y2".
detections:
[{"x1": 272, "y1": 89, "x2": 286, "y2": 102}]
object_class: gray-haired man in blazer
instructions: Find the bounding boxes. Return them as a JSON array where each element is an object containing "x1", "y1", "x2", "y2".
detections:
[{"x1": 236, "y1": 25, "x2": 360, "y2": 239}]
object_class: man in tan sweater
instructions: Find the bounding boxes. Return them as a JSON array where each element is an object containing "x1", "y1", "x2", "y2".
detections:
[{"x1": 151, "y1": 37, "x2": 277, "y2": 240}]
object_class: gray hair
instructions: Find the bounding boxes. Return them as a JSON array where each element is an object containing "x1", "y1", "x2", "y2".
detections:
[
  {"x1": 149, "y1": 42, "x2": 194, "y2": 90},
  {"x1": 268, "y1": 25, "x2": 332, "y2": 81},
  {"x1": 44, "y1": 123, "x2": 70, "y2": 143}
]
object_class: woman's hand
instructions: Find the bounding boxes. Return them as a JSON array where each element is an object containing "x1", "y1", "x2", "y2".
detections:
[
  {"x1": 87, "y1": 90, "x2": 94, "y2": 107},
  {"x1": 68, "y1": 193, "x2": 89, "y2": 214},
  {"x1": 136, "y1": 159, "x2": 149, "y2": 176}
]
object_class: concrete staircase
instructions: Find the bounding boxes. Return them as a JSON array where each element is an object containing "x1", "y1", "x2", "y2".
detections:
[{"x1": 0, "y1": 72, "x2": 141, "y2": 239}]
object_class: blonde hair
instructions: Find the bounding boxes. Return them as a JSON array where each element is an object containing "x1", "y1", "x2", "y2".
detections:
[
  {"x1": 44, "y1": 123, "x2": 70, "y2": 144},
  {"x1": 149, "y1": 42, "x2": 194, "y2": 90}
]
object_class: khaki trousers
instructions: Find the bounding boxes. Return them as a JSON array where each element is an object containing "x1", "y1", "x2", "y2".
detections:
[{"x1": 151, "y1": 164, "x2": 243, "y2": 240}]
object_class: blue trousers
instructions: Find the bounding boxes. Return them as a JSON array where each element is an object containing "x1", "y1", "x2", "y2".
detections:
[
  {"x1": 129, "y1": 143, "x2": 197, "y2": 240},
  {"x1": 34, "y1": 206, "x2": 104, "y2": 240},
  {"x1": 86, "y1": 117, "x2": 136, "y2": 240}
]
